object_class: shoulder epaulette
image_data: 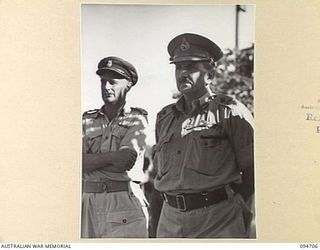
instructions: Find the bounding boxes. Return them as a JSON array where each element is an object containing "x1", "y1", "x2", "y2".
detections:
[
  {"x1": 118, "y1": 107, "x2": 148, "y2": 127},
  {"x1": 130, "y1": 107, "x2": 148, "y2": 116},
  {"x1": 157, "y1": 103, "x2": 175, "y2": 122},
  {"x1": 212, "y1": 95, "x2": 254, "y2": 128},
  {"x1": 82, "y1": 109, "x2": 99, "y2": 118}
]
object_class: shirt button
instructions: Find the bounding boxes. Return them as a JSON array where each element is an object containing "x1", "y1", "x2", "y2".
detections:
[
  {"x1": 122, "y1": 219, "x2": 127, "y2": 223},
  {"x1": 177, "y1": 150, "x2": 181, "y2": 154}
]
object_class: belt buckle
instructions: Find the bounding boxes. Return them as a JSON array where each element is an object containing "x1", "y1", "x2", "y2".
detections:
[
  {"x1": 100, "y1": 182, "x2": 108, "y2": 192},
  {"x1": 176, "y1": 194, "x2": 187, "y2": 211}
]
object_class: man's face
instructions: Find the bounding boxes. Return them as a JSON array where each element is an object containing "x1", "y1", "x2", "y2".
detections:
[
  {"x1": 100, "y1": 71, "x2": 131, "y2": 105},
  {"x1": 175, "y1": 61, "x2": 213, "y2": 97}
]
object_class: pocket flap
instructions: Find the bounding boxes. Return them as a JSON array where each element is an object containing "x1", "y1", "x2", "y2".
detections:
[
  {"x1": 199, "y1": 137, "x2": 221, "y2": 147},
  {"x1": 86, "y1": 126, "x2": 102, "y2": 139},
  {"x1": 106, "y1": 209, "x2": 144, "y2": 224}
]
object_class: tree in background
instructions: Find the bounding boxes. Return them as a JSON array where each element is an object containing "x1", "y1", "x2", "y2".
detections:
[{"x1": 214, "y1": 45, "x2": 254, "y2": 115}]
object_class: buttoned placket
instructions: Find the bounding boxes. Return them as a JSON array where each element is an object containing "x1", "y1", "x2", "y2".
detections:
[
  {"x1": 173, "y1": 102, "x2": 213, "y2": 187},
  {"x1": 170, "y1": 114, "x2": 187, "y2": 187},
  {"x1": 100, "y1": 114, "x2": 111, "y2": 152},
  {"x1": 100, "y1": 107, "x2": 126, "y2": 152},
  {"x1": 108, "y1": 118, "x2": 120, "y2": 151}
]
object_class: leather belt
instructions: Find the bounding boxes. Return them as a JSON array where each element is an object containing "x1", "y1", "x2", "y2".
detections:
[
  {"x1": 162, "y1": 187, "x2": 228, "y2": 212},
  {"x1": 82, "y1": 179, "x2": 129, "y2": 193}
]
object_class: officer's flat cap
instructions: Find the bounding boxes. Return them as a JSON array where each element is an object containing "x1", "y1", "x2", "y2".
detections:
[
  {"x1": 168, "y1": 33, "x2": 223, "y2": 63},
  {"x1": 96, "y1": 56, "x2": 138, "y2": 85}
]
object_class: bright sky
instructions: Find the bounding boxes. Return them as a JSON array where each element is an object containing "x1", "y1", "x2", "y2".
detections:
[{"x1": 81, "y1": 4, "x2": 255, "y2": 145}]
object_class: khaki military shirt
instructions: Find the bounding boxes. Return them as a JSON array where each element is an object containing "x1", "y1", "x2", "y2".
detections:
[
  {"x1": 153, "y1": 93, "x2": 254, "y2": 194},
  {"x1": 82, "y1": 105, "x2": 148, "y2": 181}
]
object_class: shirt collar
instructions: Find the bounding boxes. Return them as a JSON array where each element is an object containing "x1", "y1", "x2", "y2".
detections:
[
  {"x1": 175, "y1": 92, "x2": 214, "y2": 115},
  {"x1": 98, "y1": 102, "x2": 127, "y2": 120}
]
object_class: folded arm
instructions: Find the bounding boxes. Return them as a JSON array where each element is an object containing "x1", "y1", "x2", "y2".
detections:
[{"x1": 82, "y1": 148, "x2": 137, "y2": 173}]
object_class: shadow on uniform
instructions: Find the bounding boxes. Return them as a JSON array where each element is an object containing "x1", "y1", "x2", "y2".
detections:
[{"x1": 142, "y1": 155, "x2": 164, "y2": 238}]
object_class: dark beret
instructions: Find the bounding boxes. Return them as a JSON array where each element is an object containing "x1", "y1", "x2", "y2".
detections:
[
  {"x1": 168, "y1": 33, "x2": 223, "y2": 63},
  {"x1": 96, "y1": 56, "x2": 138, "y2": 86}
]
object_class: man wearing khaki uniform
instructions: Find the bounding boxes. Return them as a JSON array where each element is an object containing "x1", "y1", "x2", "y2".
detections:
[
  {"x1": 81, "y1": 56, "x2": 148, "y2": 238},
  {"x1": 154, "y1": 33, "x2": 254, "y2": 238}
]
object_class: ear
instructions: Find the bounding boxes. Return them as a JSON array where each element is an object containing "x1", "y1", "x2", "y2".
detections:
[
  {"x1": 205, "y1": 69, "x2": 215, "y2": 84},
  {"x1": 209, "y1": 67, "x2": 215, "y2": 79},
  {"x1": 126, "y1": 81, "x2": 133, "y2": 91},
  {"x1": 205, "y1": 77, "x2": 212, "y2": 85}
]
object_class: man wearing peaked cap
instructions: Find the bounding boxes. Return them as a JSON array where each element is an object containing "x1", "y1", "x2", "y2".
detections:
[
  {"x1": 96, "y1": 56, "x2": 138, "y2": 85},
  {"x1": 81, "y1": 56, "x2": 148, "y2": 238},
  {"x1": 153, "y1": 33, "x2": 255, "y2": 238},
  {"x1": 167, "y1": 33, "x2": 223, "y2": 63}
]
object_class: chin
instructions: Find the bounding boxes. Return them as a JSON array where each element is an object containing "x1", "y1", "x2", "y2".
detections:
[
  {"x1": 179, "y1": 88, "x2": 192, "y2": 94},
  {"x1": 103, "y1": 98, "x2": 116, "y2": 104}
]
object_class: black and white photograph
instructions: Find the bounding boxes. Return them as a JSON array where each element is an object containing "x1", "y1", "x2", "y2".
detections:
[
  {"x1": 2, "y1": 0, "x2": 320, "y2": 246},
  {"x1": 81, "y1": 4, "x2": 255, "y2": 239}
]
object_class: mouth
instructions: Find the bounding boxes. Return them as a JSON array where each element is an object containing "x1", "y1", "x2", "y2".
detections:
[
  {"x1": 179, "y1": 83, "x2": 191, "y2": 89},
  {"x1": 178, "y1": 80, "x2": 193, "y2": 91},
  {"x1": 103, "y1": 92, "x2": 114, "y2": 97}
]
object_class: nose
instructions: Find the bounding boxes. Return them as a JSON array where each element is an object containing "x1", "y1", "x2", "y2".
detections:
[
  {"x1": 177, "y1": 68, "x2": 188, "y2": 79},
  {"x1": 105, "y1": 81, "x2": 113, "y2": 90}
]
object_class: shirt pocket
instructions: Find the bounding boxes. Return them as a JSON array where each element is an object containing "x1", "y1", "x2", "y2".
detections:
[
  {"x1": 85, "y1": 127, "x2": 103, "y2": 153},
  {"x1": 100, "y1": 209, "x2": 147, "y2": 238},
  {"x1": 188, "y1": 131, "x2": 228, "y2": 176},
  {"x1": 154, "y1": 133, "x2": 174, "y2": 177},
  {"x1": 109, "y1": 125, "x2": 127, "y2": 151}
]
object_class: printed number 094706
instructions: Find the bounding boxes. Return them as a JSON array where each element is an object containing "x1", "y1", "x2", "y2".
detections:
[{"x1": 300, "y1": 244, "x2": 318, "y2": 248}]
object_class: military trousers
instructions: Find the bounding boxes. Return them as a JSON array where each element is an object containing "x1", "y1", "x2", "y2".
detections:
[
  {"x1": 156, "y1": 192, "x2": 252, "y2": 238},
  {"x1": 81, "y1": 189, "x2": 148, "y2": 238}
]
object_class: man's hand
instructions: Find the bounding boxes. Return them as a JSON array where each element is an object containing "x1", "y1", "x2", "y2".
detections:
[{"x1": 231, "y1": 166, "x2": 254, "y2": 203}]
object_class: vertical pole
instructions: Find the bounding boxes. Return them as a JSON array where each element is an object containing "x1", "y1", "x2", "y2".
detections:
[{"x1": 235, "y1": 5, "x2": 239, "y2": 50}]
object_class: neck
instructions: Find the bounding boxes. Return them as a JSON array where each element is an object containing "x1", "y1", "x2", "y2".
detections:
[
  {"x1": 183, "y1": 89, "x2": 207, "y2": 114},
  {"x1": 183, "y1": 95, "x2": 194, "y2": 114},
  {"x1": 103, "y1": 100, "x2": 125, "y2": 120}
]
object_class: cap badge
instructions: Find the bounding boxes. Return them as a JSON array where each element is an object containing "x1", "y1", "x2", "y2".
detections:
[
  {"x1": 107, "y1": 60, "x2": 112, "y2": 67},
  {"x1": 180, "y1": 38, "x2": 190, "y2": 51}
]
